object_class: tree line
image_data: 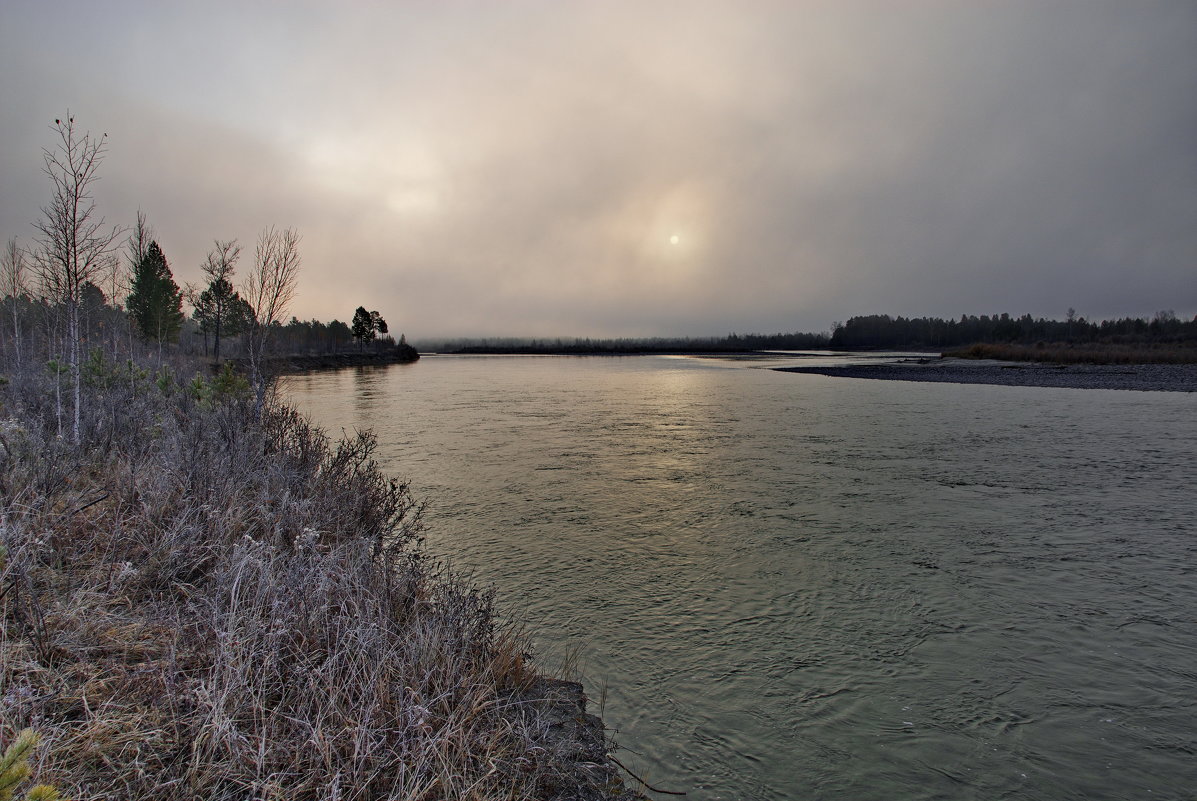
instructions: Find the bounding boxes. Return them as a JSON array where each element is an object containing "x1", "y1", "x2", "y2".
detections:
[
  {"x1": 828, "y1": 311, "x2": 1197, "y2": 350},
  {"x1": 426, "y1": 329, "x2": 830, "y2": 354},
  {"x1": 422, "y1": 309, "x2": 1197, "y2": 356},
  {"x1": 0, "y1": 114, "x2": 409, "y2": 440}
]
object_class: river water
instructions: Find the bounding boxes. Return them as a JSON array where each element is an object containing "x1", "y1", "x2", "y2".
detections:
[{"x1": 282, "y1": 354, "x2": 1196, "y2": 801}]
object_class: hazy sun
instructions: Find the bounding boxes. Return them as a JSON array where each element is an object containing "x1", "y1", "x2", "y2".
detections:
[{"x1": 669, "y1": 234, "x2": 680, "y2": 245}]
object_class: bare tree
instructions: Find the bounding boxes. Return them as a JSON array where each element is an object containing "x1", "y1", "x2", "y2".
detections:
[
  {"x1": 113, "y1": 209, "x2": 153, "y2": 359},
  {"x1": 32, "y1": 114, "x2": 123, "y2": 444},
  {"x1": 1, "y1": 237, "x2": 28, "y2": 367},
  {"x1": 242, "y1": 226, "x2": 301, "y2": 409},
  {"x1": 119, "y1": 211, "x2": 152, "y2": 309}
]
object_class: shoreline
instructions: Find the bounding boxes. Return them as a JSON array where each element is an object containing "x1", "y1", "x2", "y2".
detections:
[
  {"x1": 775, "y1": 358, "x2": 1197, "y2": 392},
  {"x1": 222, "y1": 345, "x2": 421, "y2": 374},
  {"x1": 0, "y1": 353, "x2": 642, "y2": 799},
  {"x1": 277, "y1": 349, "x2": 419, "y2": 372}
]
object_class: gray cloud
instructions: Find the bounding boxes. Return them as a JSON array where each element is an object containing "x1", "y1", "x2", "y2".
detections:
[{"x1": 2, "y1": 0, "x2": 1194, "y2": 337}]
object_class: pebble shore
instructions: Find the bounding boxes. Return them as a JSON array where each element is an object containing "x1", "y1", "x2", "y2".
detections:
[{"x1": 775, "y1": 358, "x2": 1197, "y2": 392}]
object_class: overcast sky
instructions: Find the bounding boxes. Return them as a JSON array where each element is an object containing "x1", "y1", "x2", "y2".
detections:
[{"x1": 2, "y1": 1, "x2": 1194, "y2": 338}]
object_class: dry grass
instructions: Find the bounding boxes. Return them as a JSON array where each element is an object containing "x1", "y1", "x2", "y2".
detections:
[
  {"x1": 0, "y1": 358, "x2": 635, "y2": 800},
  {"x1": 943, "y1": 341, "x2": 1197, "y2": 364}
]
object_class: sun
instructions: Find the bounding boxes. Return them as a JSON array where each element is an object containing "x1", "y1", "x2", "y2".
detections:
[{"x1": 669, "y1": 234, "x2": 680, "y2": 245}]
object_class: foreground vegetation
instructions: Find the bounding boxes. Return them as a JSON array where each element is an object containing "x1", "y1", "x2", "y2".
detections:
[
  {"x1": 0, "y1": 355, "x2": 635, "y2": 800},
  {"x1": 0, "y1": 113, "x2": 636, "y2": 800}
]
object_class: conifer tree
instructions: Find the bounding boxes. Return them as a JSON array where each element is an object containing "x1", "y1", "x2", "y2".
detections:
[
  {"x1": 126, "y1": 240, "x2": 184, "y2": 346},
  {"x1": 193, "y1": 276, "x2": 252, "y2": 359},
  {"x1": 194, "y1": 239, "x2": 242, "y2": 361},
  {"x1": 352, "y1": 305, "x2": 375, "y2": 350}
]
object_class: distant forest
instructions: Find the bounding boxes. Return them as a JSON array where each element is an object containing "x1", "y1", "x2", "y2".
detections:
[
  {"x1": 420, "y1": 310, "x2": 1197, "y2": 355},
  {"x1": 417, "y1": 330, "x2": 831, "y2": 354},
  {"x1": 828, "y1": 311, "x2": 1196, "y2": 350}
]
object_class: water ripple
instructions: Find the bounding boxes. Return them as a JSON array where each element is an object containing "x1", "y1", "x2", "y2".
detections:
[{"x1": 284, "y1": 356, "x2": 1197, "y2": 801}]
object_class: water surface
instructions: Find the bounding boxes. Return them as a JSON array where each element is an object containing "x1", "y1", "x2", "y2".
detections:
[{"x1": 283, "y1": 355, "x2": 1196, "y2": 800}]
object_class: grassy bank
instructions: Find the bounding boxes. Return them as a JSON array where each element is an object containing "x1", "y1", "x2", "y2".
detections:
[
  {"x1": 0, "y1": 356, "x2": 638, "y2": 800},
  {"x1": 943, "y1": 342, "x2": 1197, "y2": 364}
]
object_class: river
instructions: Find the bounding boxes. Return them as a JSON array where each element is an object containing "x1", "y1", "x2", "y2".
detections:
[{"x1": 282, "y1": 354, "x2": 1196, "y2": 800}]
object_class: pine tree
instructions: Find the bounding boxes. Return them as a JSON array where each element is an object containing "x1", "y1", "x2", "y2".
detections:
[
  {"x1": 0, "y1": 728, "x2": 62, "y2": 801},
  {"x1": 192, "y1": 276, "x2": 250, "y2": 360},
  {"x1": 126, "y1": 241, "x2": 184, "y2": 346},
  {"x1": 351, "y1": 306, "x2": 375, "y2": 350},
  {"x1": 127, "y1": 241, "x2": 180, "y2": 343},
  {"x1": 195, "y1": 240, "x2": 242, "y2": 361}
]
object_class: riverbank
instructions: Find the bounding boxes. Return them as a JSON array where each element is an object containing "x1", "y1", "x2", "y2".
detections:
[
  {"x1": 775, "y1": 357, "x2": 1197, "y2": 392},
  {"x1": 943, "y1": 341, "x2": 1197, "y2": 364},
  {"x1": 0, "y1": 355, "x2": 641, "y2": 800}
]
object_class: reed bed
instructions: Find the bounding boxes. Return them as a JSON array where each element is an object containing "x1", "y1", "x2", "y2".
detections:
[{"x1": 0, "y1": 359, "x2": 636, "y2": 800}]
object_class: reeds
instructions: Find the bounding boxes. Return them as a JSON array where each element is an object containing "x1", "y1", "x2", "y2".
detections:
[{"x1": 0, "y1": 357, "x2": 636, "y2": 800}]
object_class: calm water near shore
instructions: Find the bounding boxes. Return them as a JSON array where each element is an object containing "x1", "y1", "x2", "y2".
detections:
[{"x1": 283, "y1": 354, "x2": 1197, "y2": 801}]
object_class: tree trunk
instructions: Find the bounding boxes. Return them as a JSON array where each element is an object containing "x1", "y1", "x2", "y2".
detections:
[
  {"x1": 69, "y1": 298, "x2": 81, "y2": 445},
  {"x1": 7, "y1": 301, "x2": 19, "y2": 368}
]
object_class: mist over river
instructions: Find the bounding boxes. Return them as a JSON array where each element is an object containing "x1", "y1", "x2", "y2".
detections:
[{"x1": 282, "y1": 354, "x2": 1197, "y2": 801}]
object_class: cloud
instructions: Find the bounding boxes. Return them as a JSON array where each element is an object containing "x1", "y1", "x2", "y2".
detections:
[{"x1": 2, "y1": 1, "x2": 1194, "y2": 336}]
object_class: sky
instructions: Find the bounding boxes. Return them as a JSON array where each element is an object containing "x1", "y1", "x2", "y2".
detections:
[{"x1": 1, "y1": 1, "x2": 1194, "y2": 338}]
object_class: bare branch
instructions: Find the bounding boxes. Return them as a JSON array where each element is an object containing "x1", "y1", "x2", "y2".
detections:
[
  {"x1": 1, "y1": 237, "x2": 27, "y2": 299},
  {"x1": 2, "y1": 237, "x2": 29, "y2": 366},
  {"x1": 115, "y1": 209, "x2": 154, "y2": 306},
  {"x1": 244, "y1": 227, "x2": 300, "y2": 331},
  {"x1": 243, "y1": 226, "x2": 301, "y2": 400},
  {"x1": 202, "y1": 239, "x2": 242, "y2": 284},
  {"x1": 33, "y1": 115, "x2": 123, "y2": 305},
  {"x1": 126, "y1": 210, "x2": 154, "y2": 268},
  {"x1": 31, "y1": 113, "x2": 124, "y2": 444}
]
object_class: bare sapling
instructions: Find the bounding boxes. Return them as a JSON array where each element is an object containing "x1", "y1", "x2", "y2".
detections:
[
  {"x1": 116, "y1": 211, "x2": 152, "y2": 360},
  {"x1": 32, "y1": 114, "x2": 123, "y2": 444},
  {"x1": 1, "y1": 238, "x2": 27, "y2": 368},
  {"x1": 242, "y1": 226, "x2": 300, "y2": 411}
]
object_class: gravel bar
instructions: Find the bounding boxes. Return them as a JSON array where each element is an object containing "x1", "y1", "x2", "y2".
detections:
[{"x1": 774, "y1": 359, "x2": 1197, "y2": 392}]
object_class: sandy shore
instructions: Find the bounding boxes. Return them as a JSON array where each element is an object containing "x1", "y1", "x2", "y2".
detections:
[{"x1": 774, "y1": 358, "x2": 1197, "y2": 392}]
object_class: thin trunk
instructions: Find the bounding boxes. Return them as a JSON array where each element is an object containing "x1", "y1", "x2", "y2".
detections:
[
  {"x1": 55, "y1": 369, "x2": 63, "y2": 439},
  {"x1": 54, "y1": 309, "x2": 63, "y2": 439},
  {"x1": 213, "y1": 303, "x2": 222, "y2": 362},
  {"x1": 127, "y1": 315, "x2": 136, "y2": 392},
  {"x1": 11, "y1": 306, "x2": 18, "y2": 367},
  {"x1": 69, "y1": 298, "x2": 81, "y2": 444}
]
